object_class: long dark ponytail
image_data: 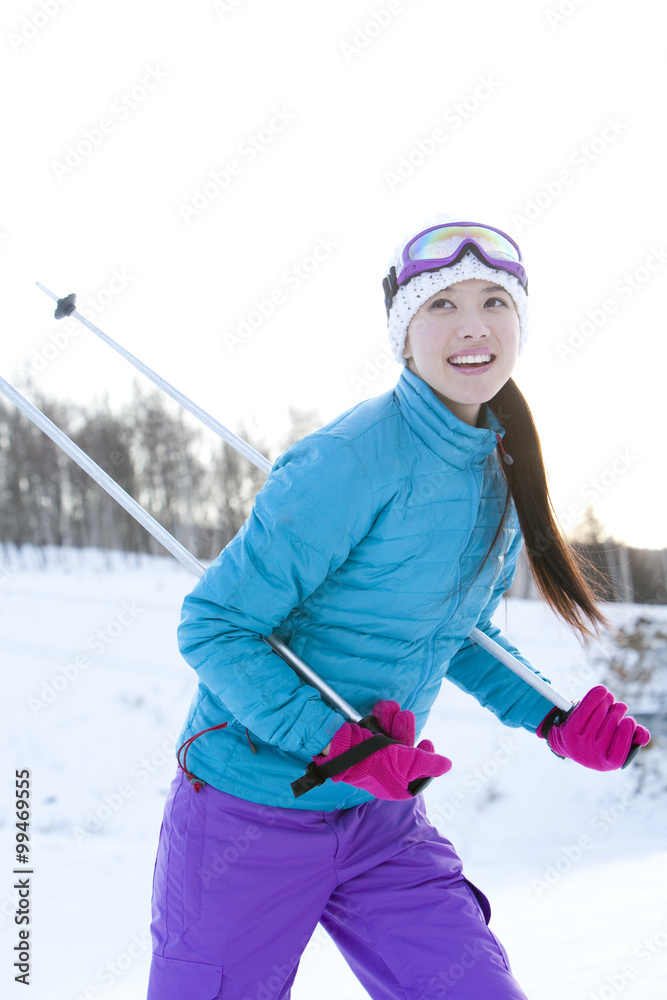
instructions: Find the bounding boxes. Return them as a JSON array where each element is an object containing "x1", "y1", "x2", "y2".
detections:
[{"x1": 489, "y1": 379, "x2": 609, "y2": 640}]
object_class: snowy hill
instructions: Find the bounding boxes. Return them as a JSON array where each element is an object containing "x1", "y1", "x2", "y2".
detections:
[{"x1": 1, "y1": 547, "x2": 666, "y2": 999}]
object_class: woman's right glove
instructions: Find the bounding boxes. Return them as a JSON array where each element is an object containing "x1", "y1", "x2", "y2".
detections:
[{"x1": 313, "y1": 714, "x2": 452, "y2": 801}]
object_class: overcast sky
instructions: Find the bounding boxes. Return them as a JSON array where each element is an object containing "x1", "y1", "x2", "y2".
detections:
[{"x1": 2, "y1": 0, "x2": 665, "y2": 548}]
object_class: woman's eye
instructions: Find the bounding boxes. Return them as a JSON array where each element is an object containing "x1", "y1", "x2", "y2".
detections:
[
  {"x1": 485, "y1": 296, "x2": 508, "y2": 308},
  {"x1": 430, "y1": 298, "x2": 453, "y2": 309}
]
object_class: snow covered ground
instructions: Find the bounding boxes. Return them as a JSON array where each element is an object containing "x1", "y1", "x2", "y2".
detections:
[{"x1": 1, "y1": 546, "x2": 665, "y2": 1000}]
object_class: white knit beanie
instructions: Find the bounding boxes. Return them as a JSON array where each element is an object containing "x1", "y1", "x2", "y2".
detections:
[{"x1": 386, "y1": 223, "x2": 529, "y2": 366}]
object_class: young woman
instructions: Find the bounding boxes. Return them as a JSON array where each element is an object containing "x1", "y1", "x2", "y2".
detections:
[{"x1": 146, "y1": 221, "x2": 650, "y2": 1000}]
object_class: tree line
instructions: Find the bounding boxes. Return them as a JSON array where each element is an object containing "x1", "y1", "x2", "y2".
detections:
[
  {"x1": 510, "y1": 507, "x2": 667, "y2": 606},
  {"x1": 0, "y1": 383, "x2": 310, "y2": 562},
  {"x1": 1, "y1": 385, "x2": 665, "y2": 603}
]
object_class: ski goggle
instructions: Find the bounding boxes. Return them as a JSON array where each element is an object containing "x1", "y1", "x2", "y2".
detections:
[{"x1": 383, "y1": 222, "x2": 527, "y2": 315}]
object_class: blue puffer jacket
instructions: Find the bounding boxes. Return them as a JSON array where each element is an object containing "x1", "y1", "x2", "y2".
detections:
[{"x1": 176, "y1": 368, "x2": 554, "y2": 810}]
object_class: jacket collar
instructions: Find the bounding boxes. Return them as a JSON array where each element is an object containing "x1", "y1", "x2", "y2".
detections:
[{"x1": 394, "y1": 367, "x2": 505, "y2": 470}]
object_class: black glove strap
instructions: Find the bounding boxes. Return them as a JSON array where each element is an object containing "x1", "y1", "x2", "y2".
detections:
[
  {"x1": 291, "y1": 729, "x2": 398, "y2": 798},
  {"x1": 540, "y1": 704, "x2": 575, "y2": 760},
  {"x1": 540, "y1": 706, "x2": 564, "y2": 742}
]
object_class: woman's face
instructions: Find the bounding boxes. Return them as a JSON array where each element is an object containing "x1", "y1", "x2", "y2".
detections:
[{"x1": 403, "y1": 278, "x2": 520, "y2": 426}]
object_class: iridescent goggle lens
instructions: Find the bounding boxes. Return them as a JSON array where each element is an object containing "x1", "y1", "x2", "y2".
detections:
[{"x1": 407, "y1": 224, "x2": 521, "y2": 266}]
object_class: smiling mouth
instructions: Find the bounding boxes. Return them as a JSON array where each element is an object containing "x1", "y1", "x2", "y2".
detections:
[{"x1": 447, "y1": 353, "x2": 496, "y2": 370}]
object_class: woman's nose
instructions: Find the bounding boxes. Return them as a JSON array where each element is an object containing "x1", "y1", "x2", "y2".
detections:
[{"x1": 455, "y1": 311, "x2": 490, "y2": 339}]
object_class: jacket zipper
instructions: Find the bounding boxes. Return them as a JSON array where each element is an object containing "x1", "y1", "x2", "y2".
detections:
[{"x1": 403, "y1": 458, "x2": 481, "y2": 713}]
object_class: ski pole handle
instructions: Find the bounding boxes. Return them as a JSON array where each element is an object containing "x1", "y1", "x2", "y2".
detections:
[
  {"x1": 408, "y1": 775, "x2": 434, "y2": 795},
  {"x1": 622, "y1": 744, "x2": 642, "y2": 768}
]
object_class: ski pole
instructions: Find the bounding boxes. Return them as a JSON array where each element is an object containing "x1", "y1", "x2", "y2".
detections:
[{"x1": 34, "y1": 287, "x2": 641, "y2": 769}]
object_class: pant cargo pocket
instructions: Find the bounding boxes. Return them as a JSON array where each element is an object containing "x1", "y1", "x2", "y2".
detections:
[
  {"x1": 463, "y1": 876, "x2": 492, "y2": 925},
  {"x1": 146, "y1": 953, "x2": 224, "y2": 999}
]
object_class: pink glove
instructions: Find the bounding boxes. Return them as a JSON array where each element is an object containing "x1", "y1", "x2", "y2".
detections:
[
  {"x1": 315, "y1": 713, "x2": 452, "y2": 801},
  {"x1": 537, "y1": 685, "x2": 651, "y2": 771}
]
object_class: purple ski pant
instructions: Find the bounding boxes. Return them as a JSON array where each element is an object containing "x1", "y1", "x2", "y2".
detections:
[{"x1": 147, "y1": 770, "x2": 529, "y2": 1000}]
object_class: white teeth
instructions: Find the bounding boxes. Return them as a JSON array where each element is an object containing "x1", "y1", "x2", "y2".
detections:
[{"x1": 449, "y1": 354, "x2": 493, "y2": 365}]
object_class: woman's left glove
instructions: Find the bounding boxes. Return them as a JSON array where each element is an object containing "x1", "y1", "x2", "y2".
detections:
[{"x1": 537, "y1": 685, "x2": 651, "y2": 771}]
